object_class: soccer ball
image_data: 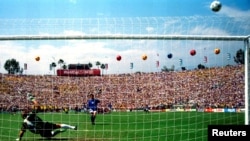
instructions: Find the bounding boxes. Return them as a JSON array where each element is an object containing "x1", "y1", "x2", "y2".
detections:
[
  {"x1": 210, "y1": 1, "x2": 222, "y2": 12},
  {"x1": 142, "y1": 54, "x2": 147, "y2": 60},
  {"x1": 214, "y1": 48, "x2": 220, "y2": 54}
]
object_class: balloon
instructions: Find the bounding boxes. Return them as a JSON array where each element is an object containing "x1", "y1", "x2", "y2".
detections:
[
  {"x1": 167, "y1": 53, "x2": 173, "y2": 59},
  {"x1": 142, "y1": 54, "x2": 147, "y2": 60},
  {"x1": 116, "y1": 55, "x2": 122, "y2": 61},
  {"x1": 35, "y1": 56, "x2": 40, "y2": 61},
  {"x1": 214, "y1": 48, "x2": 220, "y2": 55},
  {"x1": 190, "y1": 49, "x2": 196, "y2": 56}
]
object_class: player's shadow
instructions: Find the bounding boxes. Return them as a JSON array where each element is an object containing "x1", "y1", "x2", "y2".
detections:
[
  {"x1": 38, "y1": 138, "x2": 70, "y2": 140},
  {"x1": 95, "y1": 123, "x2": 110, "y2": 125}
]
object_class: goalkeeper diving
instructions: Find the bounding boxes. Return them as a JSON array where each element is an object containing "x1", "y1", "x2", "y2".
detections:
[{"x1": 16, "y1": 92, "x2": 77, "y2": 141}]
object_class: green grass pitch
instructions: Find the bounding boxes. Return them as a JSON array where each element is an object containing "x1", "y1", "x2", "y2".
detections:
[{"x1": 0, "y1": 111, "x2": 244, "y2": 141}]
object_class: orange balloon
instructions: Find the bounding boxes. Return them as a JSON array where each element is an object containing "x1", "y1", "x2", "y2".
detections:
[
  {"x1": 142, "y1": 54, "x2": 147, "y2": 60},
  {"x1": 35, "y1": 56, "x2": 40, "y2": 61},
  {"x1": 214, "y1": 48, "x2": 220, "y2": 55}
]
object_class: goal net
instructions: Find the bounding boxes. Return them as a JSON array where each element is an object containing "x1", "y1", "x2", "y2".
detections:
[{"x1": 0, "y1": 16, "x2": 249, "y2": 141}]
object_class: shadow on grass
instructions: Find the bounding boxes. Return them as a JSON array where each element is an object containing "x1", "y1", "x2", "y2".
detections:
[
  {"x1": 38, "y1": 138, "x2": 70, "y2": 140},
  {"x1": 94, "y1": 123, "x2": 111, "y2": 125},
  {"x1": 38, "y1": 138, "x2": 104, "y2": 141}
]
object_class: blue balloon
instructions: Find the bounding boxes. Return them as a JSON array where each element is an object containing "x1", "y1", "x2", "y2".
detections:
[{"x1": 167, "y1": 53, "x2": 173, "y2": 59}]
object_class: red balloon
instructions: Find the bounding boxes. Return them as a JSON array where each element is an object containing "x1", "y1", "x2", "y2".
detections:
[
  {"x1": 116, "y1": 55, "x2": 122, "y2": 61},
  {"x1": 190, "y1": 49, "x2": 196, "y2": 56}
]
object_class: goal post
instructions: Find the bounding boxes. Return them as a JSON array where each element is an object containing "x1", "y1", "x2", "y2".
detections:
[
  {"x1": 0, "y1": 34, "x2": 248, "y2": 41},
  {"x1": 245, "y1": 38, "x2": 250, "y2": 125}
]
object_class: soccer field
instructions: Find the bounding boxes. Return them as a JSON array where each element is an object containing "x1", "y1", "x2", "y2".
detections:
[{"x1": 0, "y1": 111, "x2": 244, "y2": 141}]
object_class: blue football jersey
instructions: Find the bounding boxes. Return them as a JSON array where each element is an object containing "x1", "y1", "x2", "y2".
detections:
[{"x1": 87, "y1": 99, "x2": 100, "y2": 111}]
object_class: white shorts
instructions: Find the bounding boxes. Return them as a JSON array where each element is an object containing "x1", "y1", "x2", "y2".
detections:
[{"x1": 88, "y1": 109, "x2": 97, "y2": 113}]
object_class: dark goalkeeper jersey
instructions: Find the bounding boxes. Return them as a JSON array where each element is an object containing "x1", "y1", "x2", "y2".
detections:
[
  {"x1": 21, "y1": 112, "x2": 58, "y2": 137},
  {"x1": 22, "y1": 113, "x2": 44, "y2": 134}
]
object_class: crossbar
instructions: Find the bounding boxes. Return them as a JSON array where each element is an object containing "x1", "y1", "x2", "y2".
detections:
[{"x1": 0, "y1": 34, "x2": 249, "y2": 41}]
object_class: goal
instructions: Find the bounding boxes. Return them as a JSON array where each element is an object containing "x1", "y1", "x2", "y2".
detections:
[{"x1": 0, "y1": 16, "x2": 249, "y2": 141}]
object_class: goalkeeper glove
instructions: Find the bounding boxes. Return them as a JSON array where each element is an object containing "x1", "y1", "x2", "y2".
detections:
[{"x1": 27, "y1": 93, "x2": 35, "y2": 102}]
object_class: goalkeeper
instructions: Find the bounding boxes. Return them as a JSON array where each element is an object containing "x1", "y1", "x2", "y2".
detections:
[{"x1": 16, "y1": 93, "x2": 77, "y2": 141}]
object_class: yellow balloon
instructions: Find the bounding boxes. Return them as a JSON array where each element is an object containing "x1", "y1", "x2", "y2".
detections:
[{"x1": 142, "y1": 54, "x2": 147, "y2": 60}]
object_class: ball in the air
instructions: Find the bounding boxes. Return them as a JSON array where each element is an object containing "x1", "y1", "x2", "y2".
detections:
[
  {"x1": 214, "y1": 48, "x2": 220, "y2": 55},
  {"x1": 142, "y1": 54, "x2": 147, "y2": 60},
  {"x1": 210, "y1": 1, "x2": 222, "y2": 12}
]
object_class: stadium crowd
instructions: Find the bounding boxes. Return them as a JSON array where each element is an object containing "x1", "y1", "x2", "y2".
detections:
[{"x1": 0, "y1": 65, "x2": 245, "y2": 112}]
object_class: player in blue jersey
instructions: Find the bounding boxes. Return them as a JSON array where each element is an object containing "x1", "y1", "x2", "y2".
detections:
[
  {"x1": 16, "y1": 93, "x2": 77, "y2": 141},
  {"x1": 87, "y1": 94, "x2": 100, "y2": 125}
]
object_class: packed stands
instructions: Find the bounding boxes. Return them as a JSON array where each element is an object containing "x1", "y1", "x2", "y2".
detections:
[{"x1": 0, "y1": 65, "x2": 244, "y2": 112}]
